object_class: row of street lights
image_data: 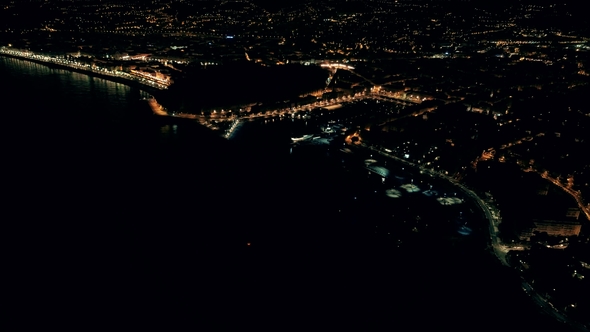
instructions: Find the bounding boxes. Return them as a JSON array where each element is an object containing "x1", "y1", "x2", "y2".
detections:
[{"x1": 0, "y1": 47, "x2": 169, "y2": 90}]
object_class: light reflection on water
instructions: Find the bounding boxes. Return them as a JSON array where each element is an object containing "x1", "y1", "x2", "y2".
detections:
[{"x1": 1, "y1": 55, "x2": 151, "y2": 124}]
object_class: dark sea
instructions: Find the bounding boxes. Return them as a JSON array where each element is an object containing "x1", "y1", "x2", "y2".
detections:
[{"x1": 2, "y1": 56, "x2": 580, "y2": 331}]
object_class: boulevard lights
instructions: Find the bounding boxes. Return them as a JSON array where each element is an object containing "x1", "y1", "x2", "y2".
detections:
[{"x1": 1, "y1": 48, "x2": 169, "y2": 89}]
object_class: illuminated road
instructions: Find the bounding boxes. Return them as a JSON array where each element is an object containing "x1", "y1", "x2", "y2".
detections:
[{"x1": 203, "y1": 93, "x2": 373, "y2": 125}]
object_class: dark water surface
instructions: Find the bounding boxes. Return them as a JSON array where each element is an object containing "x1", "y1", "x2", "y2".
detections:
[{"x1": 3, "y1": 56, "x2": 576, "y2": 331}]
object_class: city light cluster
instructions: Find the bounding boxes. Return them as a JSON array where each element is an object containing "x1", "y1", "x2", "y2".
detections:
[{"x1": 0, "y1": 47, "x2": 170, "y2": 89}]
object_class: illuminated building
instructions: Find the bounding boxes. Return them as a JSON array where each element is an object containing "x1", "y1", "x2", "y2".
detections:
[{"x1": 519, "y1": 219, "x2": 582, "y2": 241}]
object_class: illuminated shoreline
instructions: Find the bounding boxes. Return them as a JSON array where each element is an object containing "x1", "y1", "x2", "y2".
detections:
[{"x1": 0, "y1": 47, "x2": 170, "y2": 91}]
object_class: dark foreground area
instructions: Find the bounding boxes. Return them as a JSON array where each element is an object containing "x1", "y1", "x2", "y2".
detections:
[{"x1": 7, "y1": 111, "x2": 575, "y2": 331}]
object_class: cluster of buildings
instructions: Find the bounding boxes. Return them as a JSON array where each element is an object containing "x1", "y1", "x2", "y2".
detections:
[
  {"x1": 518, "y1": 206, "x2": 583, "y2": 242},
  {"x1": 1, "y1": 1, "x2": 588, "y2": 66}
]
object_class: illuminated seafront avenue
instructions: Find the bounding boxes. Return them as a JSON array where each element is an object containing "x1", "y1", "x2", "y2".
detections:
[{"x1": 0, "y1": 46, "x2": 170, "y2": 90}]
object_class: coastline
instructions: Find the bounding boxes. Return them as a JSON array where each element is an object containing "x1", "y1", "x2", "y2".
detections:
[{"x1": 0, "y1": 52, "x2": 165, "y2": 97}]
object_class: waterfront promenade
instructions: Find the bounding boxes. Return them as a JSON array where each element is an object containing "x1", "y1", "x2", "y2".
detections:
[{"x1": 0, "y1": 47, "x2": 170, "y2": 90}]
